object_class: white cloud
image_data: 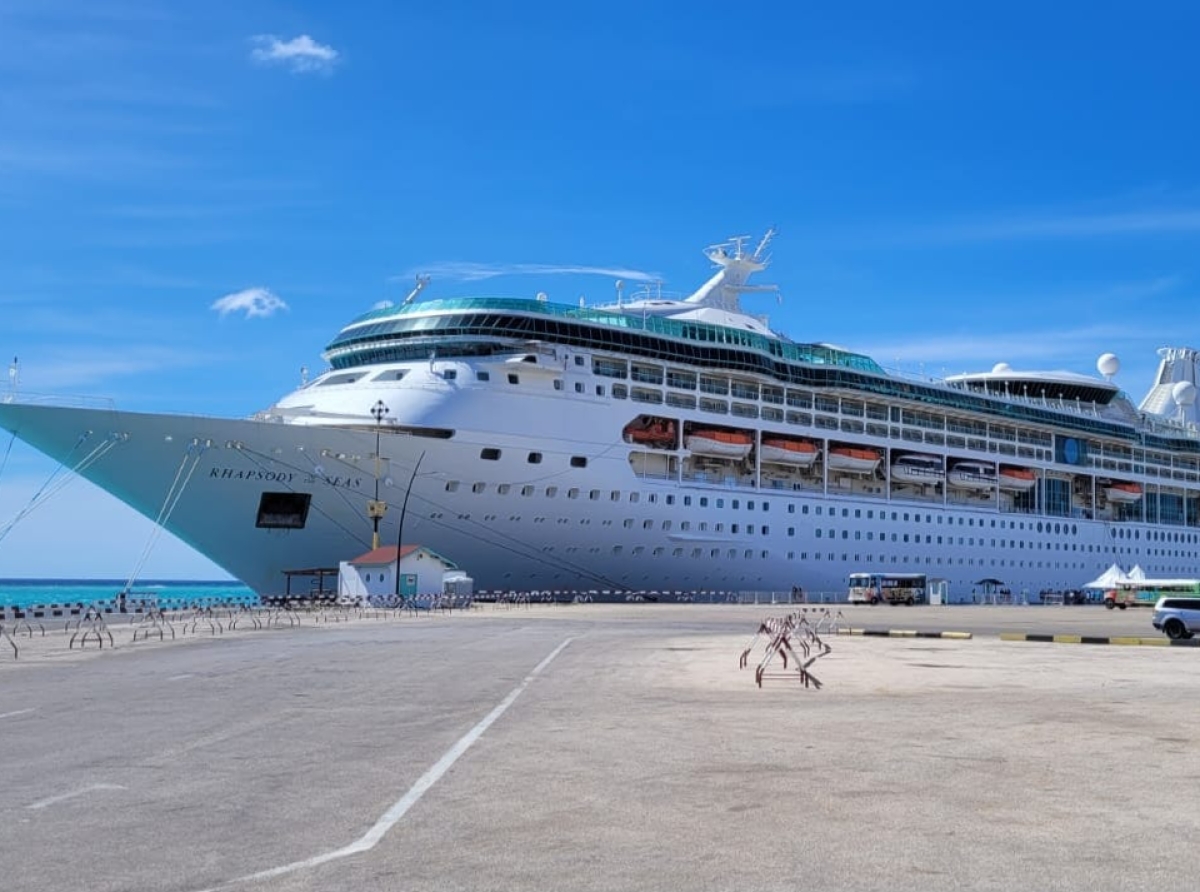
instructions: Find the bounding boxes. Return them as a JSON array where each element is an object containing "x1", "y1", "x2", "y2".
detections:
[
  {"x1": 396, "y1": 262, "x2": 659, "y2": 283},
  {"x1": 211, "y1": 287, "x2": 288, "y2": 319},
  {"x1": 250, "y1": 34, "x2": 339, "y2": 74}
]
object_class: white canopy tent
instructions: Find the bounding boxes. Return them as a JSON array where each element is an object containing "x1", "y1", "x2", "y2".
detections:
[{"x1": 1083, "y1": 563, "x2": 1129, "y2": 590}]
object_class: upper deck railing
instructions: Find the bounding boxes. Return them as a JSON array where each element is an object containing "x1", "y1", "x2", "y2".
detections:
[{"x1": 1, "y1": 392, "x2": 117, "y2": 411}]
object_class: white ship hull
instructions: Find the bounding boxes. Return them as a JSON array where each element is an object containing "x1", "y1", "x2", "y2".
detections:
[{"x1": 2, "y1": 397, "x2": 1198, "y2": 601}]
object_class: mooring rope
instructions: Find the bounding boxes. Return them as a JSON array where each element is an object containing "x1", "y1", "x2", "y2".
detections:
[
  {"x1": 121, "y1": 441, "x2": 208, "y2": 595},
  {"x1": 0, "y1": 431, "x2": 124, "y2": 545}
]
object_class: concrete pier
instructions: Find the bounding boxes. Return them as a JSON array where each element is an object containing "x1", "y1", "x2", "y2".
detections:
[{"x1": 1, "y1": 604, "x2": 1197, "y2": 892}]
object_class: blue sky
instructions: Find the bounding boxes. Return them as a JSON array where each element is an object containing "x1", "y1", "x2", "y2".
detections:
[{"x1": 1, "y1": 0, "x2": 1199, "y2": 579}]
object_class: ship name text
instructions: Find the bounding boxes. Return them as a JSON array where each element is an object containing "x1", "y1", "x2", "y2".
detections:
[{"x1": 208, "y1": 467, "x2": 363, "y2": 488}]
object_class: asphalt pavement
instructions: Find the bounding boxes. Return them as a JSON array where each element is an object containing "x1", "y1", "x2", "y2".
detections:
[{"x1": 1, "y1": 603, "x2": 1197, "y2": 892}]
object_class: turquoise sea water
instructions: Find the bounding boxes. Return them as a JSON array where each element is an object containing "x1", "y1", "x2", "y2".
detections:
[{"x1": 0, "y1": 579, "x2": 259, "y2": 610}]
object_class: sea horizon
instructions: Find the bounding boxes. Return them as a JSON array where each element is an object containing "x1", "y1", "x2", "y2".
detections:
[
  {"x1": 0, "y1": 577, "x2": 242, "y2": 586},
  {"x1": 0, "y1": 578, "x2": 256, "y2": 610}
]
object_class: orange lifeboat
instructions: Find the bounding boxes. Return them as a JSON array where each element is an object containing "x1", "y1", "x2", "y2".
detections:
[
  {"x1": 685, "y1": 429, "x2": 753, "y2": 459},
  {"x1": 624, "y1": 418, "x2": 676, "y2": 447},
  {"x1": 760, "y1": 438, "x2": 820, "y2": 467},
  {"x1": 998, "y1": 466, "x2": 1036, "y2": 492},
  {"x1": 827, "y1": 446, "x2": 881, "y2": 475},
  {"x1": 1105, "y1": 481, "x2": 1143, "y2": 504}
]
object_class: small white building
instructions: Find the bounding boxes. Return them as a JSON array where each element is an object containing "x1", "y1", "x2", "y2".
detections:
[{"x1": 338, "y1": 544, "x2": 467, "y2": 603}]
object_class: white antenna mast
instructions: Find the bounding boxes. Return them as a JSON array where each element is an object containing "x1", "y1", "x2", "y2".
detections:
[
  {"x1": 6, "y1": 356, "x2": 17, "y2": 401},
  {"x1": 402, "y1": 274, "x2": 431, "y2": 306},
  {"x1": 752, "y1": 225, "x2": 778, "y2": 262}
]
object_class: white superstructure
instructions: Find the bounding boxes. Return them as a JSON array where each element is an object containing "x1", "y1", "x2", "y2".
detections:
[{"x1": 3, "y1": 233, "x2": 1200, "y2": 601}]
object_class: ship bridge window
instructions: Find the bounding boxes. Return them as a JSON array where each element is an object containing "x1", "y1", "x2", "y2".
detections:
[
  {"x1": 481, "y1": 448, "x2": 501, "y2": 460},
  {"x1": 317, "y1": 372, "x2": 361, "y2": 386},
  {"x1": 372, "y1": 370, "x2": 408, "y2": 382},
  {"x1": 507, "y1": 373, "x2": 520, "y2": 385},
  {"x1": 255, "y1": 492, "x2": 312, "y2": 529},
  {"x1": 477, "y1": 371, "x2": 491, "y2": 382},
  {"x1": 527, "y1": 452, "x2": 542, "y2": 464},
  {"x1": 442, "y1": 369, "x2": 457, "y2": 380},
  {"x1": 570, "y1": 456, "x2": 588, "y2": 468}
]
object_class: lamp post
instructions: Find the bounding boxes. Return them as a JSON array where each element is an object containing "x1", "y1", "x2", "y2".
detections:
[
  {"x1": 394, "y1": 450, "x2": 427, "y2": 600},
  {"x1": 368, "y1": 400, "x2": 389, "y2": 550}
]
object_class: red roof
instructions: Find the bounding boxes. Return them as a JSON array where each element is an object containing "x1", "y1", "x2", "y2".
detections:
[{"x1": 349, "y1": 544, "x2": 422, "y2": 566}]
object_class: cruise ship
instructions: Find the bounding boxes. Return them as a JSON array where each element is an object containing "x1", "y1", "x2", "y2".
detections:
[{"x1": 2, "y1": 231, "x2": 1200, "y2": 600}]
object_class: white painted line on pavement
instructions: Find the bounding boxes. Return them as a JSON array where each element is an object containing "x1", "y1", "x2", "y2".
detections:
[
  {"x1": 200, "y1": 635, "x2": 575, "y2": 891},
  {"x1": 27, "y1": 784, "x2": 126, "y2": 810}
]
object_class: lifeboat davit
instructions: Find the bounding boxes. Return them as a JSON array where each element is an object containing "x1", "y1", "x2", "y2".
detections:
[
  {"x1": 760, "y1": 438, "x2": 820, "y2": 467},
  {"x1": 948, "y1": 460, "x2": 996, "y2": 490},
  {"x1": 998, "y1": 466, "x2": 1037, "y2": 492},
  {"x1": 1105, "y1": 481, "x2": 1143, "y2": 504},
  {"x1": 890, "y1": 453, "x2": 944, "y2": 485},
  {"x1": 827, "y1": 446, "x2": 881, "y2": 475},
  {"x1": 685, "y1": 429, "x2": 753, "y2": 459}
]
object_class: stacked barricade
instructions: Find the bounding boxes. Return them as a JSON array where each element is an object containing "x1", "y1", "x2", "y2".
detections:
[{"x1": 738, "y1": 611, "x2": 836, "y2": 689}]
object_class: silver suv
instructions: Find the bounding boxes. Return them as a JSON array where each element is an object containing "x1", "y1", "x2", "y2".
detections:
[{"x1": 1151, "y1": 597, "x2": 1200, "y2": 640}]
